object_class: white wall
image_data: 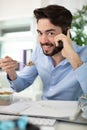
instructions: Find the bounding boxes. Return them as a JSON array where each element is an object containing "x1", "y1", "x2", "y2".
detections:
[
  {"x1": 0, "y1": 0, "x2": 41, "y2": 20},
  {"x1": 0, "y1": 0, "x2": 87, "y2": 20},
  {"x1": 41, "y1": 0, "x2": 87, "y2": 13}
]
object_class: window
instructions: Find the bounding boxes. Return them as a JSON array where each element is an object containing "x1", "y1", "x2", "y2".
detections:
[{"x1": 0, "y1": 17, "x2": 37, "y2": 69}]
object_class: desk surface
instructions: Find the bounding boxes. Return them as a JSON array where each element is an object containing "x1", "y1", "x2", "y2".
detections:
[
  {"x1": 56, "y1": 121, "x2": 87, "y2": 130},
  {"x1": 0, "y1": 99, "x2": 87, "y2": 130}
]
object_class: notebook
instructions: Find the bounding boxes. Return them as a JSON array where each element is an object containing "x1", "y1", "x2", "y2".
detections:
[{"x1": 0, "y1": 99, "x2": 80, "y2": 119}]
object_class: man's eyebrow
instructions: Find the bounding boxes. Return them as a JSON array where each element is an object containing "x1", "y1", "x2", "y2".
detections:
[
  {"x1": 37, "y1": 29, "x2": 55, "y2": 33},
  {"x1": 46, "y1": 29, "x2": 56, "y2": 32},
  {"x1": 37, "y1": 29, "x2": 41, "y2": 33}
]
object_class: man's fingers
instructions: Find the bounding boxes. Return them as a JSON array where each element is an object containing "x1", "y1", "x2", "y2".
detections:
[
  {"x1": 4, "y1": 56, "x2": 13, "y2": 61},
  {"x1": 67, "y1": 29, "x2": 71, "y2": 38}
]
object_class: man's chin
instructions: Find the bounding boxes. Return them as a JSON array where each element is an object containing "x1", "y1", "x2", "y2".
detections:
[
  {"x1": 43, "y1": 49, "x2": 58, "y2": 56},
  {"x1": 43, "y1": 51, "x2": 56, "y2": 56},
  {"x1": 42, "y1": 50, "x2": 51, "y2": 56}
]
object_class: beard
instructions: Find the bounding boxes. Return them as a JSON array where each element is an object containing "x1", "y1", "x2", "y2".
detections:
[{"x1": 40, "y1": 42, "x2": 63, "y2": 56}]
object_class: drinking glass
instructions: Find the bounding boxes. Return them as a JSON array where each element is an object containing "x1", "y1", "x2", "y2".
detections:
[{"x1": 79, "y1": 94, "x2": 87, "y2": 119}]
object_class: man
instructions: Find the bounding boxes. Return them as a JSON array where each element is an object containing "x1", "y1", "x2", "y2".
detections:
[{"x1": 0, "y1": 5, "x2": 87, "y2": 100}]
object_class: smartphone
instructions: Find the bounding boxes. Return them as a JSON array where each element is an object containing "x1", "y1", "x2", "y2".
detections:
[{"x1": 57, "y1": 28, "x2": 68, "y2": 52}]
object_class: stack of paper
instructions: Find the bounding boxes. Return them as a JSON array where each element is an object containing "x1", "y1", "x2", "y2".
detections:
[{"x1": 0, "y1": 99, "x2": 79, "y2": 119}]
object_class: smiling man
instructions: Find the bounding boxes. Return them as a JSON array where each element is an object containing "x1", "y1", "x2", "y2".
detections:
[
  {"x1": 0, "y1": 5, "x2": 87, "y2": 100},
  {"x1": 37, "y1": 19, "x2": 63, "y2": 56}
]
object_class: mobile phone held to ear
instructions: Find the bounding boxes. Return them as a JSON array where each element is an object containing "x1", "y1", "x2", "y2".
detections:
[
  {"x1": 57, "y1": 40, "x2": 63, "y2": 52},
  {"x1": 57, "y1": 28, "x2": 68, "y2": 52}
]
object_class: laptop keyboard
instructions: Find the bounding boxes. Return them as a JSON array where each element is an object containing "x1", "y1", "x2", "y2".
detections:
[{"x1": 29, "y1": 117, "x2": 56, "y2": 126}]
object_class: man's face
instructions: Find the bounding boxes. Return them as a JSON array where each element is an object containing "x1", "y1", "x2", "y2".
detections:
[{"x1": 37, "y1": 19, "x2": 62, "y2": 56}]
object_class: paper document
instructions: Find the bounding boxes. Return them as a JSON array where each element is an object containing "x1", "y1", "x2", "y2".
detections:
[
  {"x1": 21, "y1": 100, "x2": 79, "y2": 119},
  {"x1": 0, "y1": 99, "x2": 32, "y2": 114},
  {"x1": 0, "y1": 99, "x2": 79, "y2": 119}
]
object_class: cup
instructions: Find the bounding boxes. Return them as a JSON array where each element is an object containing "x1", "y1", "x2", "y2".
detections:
[
  {"x1": 79, "y1": 94, "x2": 87, "y2": 119},
  {"x1": 0, "y1": 87, "x2": 13, "y2": 105}
]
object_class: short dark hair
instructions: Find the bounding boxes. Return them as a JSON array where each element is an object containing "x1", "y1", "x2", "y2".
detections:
[{"x1": 34, "y1": 5, "x2": 73, "y2": 32}]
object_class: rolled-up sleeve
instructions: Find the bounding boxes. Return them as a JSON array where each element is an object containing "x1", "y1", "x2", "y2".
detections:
[{"x1": 7, "y1": 65, "x2": 38, "y2": 92}]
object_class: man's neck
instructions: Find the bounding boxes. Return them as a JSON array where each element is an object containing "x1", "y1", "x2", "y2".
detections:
[{"x1": 52, "y1": 53, "x2": 64, "y2": 67}]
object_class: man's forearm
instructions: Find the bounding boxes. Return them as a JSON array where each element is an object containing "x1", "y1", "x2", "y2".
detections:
[
  {"x1": 7, "y1": 71, "x2": 17, "y2": 81},
  {"x1": 67, "y1": 51, "x2": 83, "y2": 70}
]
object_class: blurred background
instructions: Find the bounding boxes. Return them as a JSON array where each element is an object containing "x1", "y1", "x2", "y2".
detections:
[{"x1": 0, "y1": 0, "x2": 87, "y2": 100}]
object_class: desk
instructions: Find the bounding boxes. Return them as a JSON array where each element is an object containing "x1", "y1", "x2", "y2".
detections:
[
  {"x1": 0, "y1": 98, "x2": 87, "y2": 130},
  {"x1": 56, "y1": 121, "x2": 87, "y2": 130}
]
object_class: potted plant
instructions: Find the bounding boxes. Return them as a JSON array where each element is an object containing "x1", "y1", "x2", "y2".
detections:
[{"x1": 71, "y1": 5, "x2": 87, "y2": 46}]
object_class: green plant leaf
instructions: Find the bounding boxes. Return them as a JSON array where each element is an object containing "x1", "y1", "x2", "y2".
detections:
[{"x1": 71, "y1": 5, "x2": 87, "y2": 46}]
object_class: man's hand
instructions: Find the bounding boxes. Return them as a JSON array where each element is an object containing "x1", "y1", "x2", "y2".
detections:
[
  {"x1": 54, "y1": 29, "x2": 83, "y2": 69},
  {"x1": 0, "y1": 56, "x2": 18, "y2": 80},
  {"x1": 54, "y1": 29, "x2": 72, "y2": 58}
]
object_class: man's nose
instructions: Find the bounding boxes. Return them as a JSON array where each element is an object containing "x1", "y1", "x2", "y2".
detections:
[{"x1": 40, "y1": 34, "x2": 49, "y2": 43}]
